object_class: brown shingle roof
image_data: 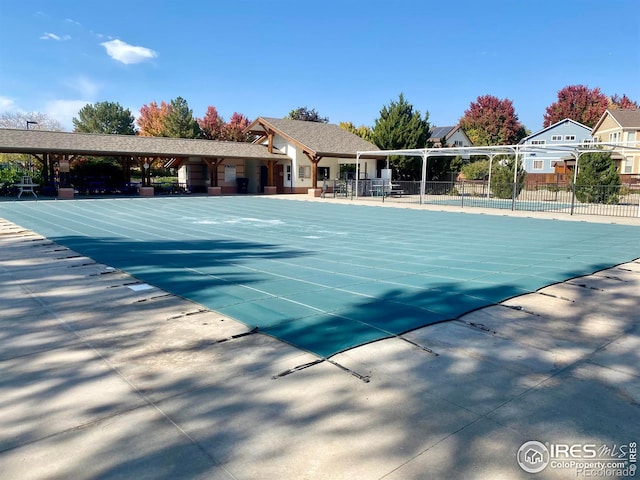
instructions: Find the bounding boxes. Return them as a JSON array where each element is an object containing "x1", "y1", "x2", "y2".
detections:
[
  {"x1": 246, "y1": 117, "x2": 380, "y2": 158},
  {"x1": 607, "y1": 109, "x2": 640, "y2": 128},
  {"x1": 0, "y1": 128, "x2": 287, "y2": 160}
]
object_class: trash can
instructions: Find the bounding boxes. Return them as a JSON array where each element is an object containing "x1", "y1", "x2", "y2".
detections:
[{"x1": 236, "y1": 177, "x2": 249, "y2": 194}]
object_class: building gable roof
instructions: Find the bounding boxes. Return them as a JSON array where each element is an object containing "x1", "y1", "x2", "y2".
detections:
[
  {"x1": 592, "y1": 109, "x2": 640, "y2": 133},
  {"x1": 0, "y1": 128, "x2": 287, "y2": 160},
  {"x1": 429, "y1": 126, "x2": 456, "y2": 141},
  {"x1": 245, "y1": 117, "x2": 379, "y2": 158},
  {"x1": 520, "y1": 118, "x2": 591, "y2": 143}
]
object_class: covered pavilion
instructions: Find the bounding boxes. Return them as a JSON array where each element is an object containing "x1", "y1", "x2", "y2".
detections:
[{"x1": 0, "y1": 128, "x2": 287, "y2": 198}]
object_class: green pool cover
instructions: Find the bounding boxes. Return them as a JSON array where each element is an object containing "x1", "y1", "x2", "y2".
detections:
[{"x1": 1, "y1": 197, "x2": 638, "y2": 358}]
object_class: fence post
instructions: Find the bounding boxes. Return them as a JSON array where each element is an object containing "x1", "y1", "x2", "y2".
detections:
[
  {"x1": 461, "y1": 181, "x2": 465, "y2": 208},
  {"x1": 511, "y1": 182, "x2": 516, "y2": 211},
  {"x1": 570, "y1": 183, "x2": 576, "y2": 215}
]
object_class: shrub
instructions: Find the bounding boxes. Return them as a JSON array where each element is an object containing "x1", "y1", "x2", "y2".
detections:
[{"x1": 490, "y1": 157, "x2": 526, "y2": 199}]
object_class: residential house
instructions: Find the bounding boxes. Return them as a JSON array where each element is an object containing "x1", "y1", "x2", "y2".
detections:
[
  {"x1": 519, "y1": 118, "x2": 592, "y2": 183},
  {"x1": 429, "y1": 125, "x2": 473, "y2": 149},
  {"x1": 591, "y1": 109, "x2": 640, "y2": 182}
]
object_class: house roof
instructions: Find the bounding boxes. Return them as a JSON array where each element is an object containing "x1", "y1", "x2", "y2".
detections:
[
  {"x1": 244, "y1": 117, "x2": 380, "y2": 158},
  {"x1": 592, "y1": 109, "x2": 640, "y2": 133},
  {"x1": 519, "y1": 118, "x2": 591, "y2": 144},
  {"x1": 429, "y1": 126, "x2": 456, "y2": 141},
  {"x1": 0, "y1": 128, "x2": 287, "y2": 160}
]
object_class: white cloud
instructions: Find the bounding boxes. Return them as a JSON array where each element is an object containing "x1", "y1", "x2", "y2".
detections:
[
  {"x1": 40, "y1": 32, "x2": 71, "y2": 41},
  {"x1": 0, "y1": 96, "x2": 16, "y2": 112},
  {"x1": 101, "y1": 39, "x2": 157, "y2": 65},
  {"x1": 41, "y1": 32, "x2": 61, "y2": 41},
  {"x1": 45, "y1": 99, "x2": 90, "y2": 130}
]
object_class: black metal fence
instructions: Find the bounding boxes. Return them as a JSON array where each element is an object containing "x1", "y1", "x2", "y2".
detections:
[{"x1": 331, "y1": 180, "x2": 640, "y2": 218}]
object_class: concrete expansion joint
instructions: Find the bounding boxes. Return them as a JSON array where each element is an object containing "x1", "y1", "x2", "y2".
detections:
[
  {"x1": 203, "y1": 326, "x2": 260, "y2": 347},
  {"x1": 132, "y1": 293, "x2": 172, "y2": 303},
  {"x1": 569, "y1": 282, "x2": 605, "y2": 291},
  {"x1": 537, "y1": 291, "x2": 575, "y2": 303},
  {"x1": 500, "y1": 304, "x2": 540, "y2": 316}
]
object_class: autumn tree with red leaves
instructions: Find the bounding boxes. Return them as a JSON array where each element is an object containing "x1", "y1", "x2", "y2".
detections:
[
  {"x1": 609, "y1": 94, "x2": 639, "y2": 110},
  {"x1": 197, "y1": 108, "x2": 252, "y2": 142},
  {"x1": 543, "y1": 85, "x2": 608, "y2": 128},
  {"x1": 198, "y1": 106, "x2": 225, "y2": 140},
  {"x1": 224, "y1": 112, "x2": 252, "y2": 142},
  {"x1": 458, "y1": 95, "x2": 526, "y2": 146},
  {"x1": 137, "y1": 101, "x2": 170, "y2": 136}
]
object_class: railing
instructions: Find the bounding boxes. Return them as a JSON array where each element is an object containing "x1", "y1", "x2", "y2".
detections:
[{"x1": 333, "y1": 180, "x2": 640, "y2": 218}]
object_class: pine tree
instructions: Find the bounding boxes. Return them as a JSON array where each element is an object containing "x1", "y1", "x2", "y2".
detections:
[
  {"x1": 161, "y1": 97, "x2": 201, "y2": 138},
  {"x1": 371, "y1": 93, "x2": 431, "y2": 180}
]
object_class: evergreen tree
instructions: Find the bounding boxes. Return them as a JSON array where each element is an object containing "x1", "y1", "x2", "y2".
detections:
[
  {"x1": 72, "y1": 101, "x2": 136, "y2": 135},
  {"x1": 371, "y1": 93, "x2": 431, "y2": 180},
  {"x1": 574, "y1": 152, "x2": 621, "y2": 204},
  {"x1": 286, "y1": 107, "x2": 329, "y2": 123},
  {"x1": 162, "y1": 97, "x2": 201, "y2": 138},
  {"x1": 490, "y1": 157, "x2": 526, "y2": 199}
]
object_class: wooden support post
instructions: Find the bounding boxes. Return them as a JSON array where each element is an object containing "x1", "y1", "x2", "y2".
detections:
[{"x1": 304, "y1": 152, "x2": 323, "y2": 195}]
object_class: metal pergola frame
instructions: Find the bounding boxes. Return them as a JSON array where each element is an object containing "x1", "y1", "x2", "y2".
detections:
[{"x1": 356, "y1": 141, "x2": 640, "y2": 207}]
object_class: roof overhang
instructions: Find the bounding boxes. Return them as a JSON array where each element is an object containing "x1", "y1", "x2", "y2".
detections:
[{"x1": 0, "y1": 128, "x2": 289, "y2": 162}]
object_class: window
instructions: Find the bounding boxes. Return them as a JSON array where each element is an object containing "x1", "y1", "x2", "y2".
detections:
[
  {"x1": 628, "y1": 132, "x2": 637, "y2": 144},
  {"x1": 533, "y1": 160, "x2": 544, "y2": 169},
  {"x1": 317, "y1": 167, "x2": 330, "y2": 180},
  {"x1": 551, "y1": 135, "x2": 562, "y2": 141},
  {"x1": 609, "y1": 132, "x2": 620, "y2": 142},
  {"x1": 454, "y1": 140, "x2": 463, "y2": 147},
  {"x1": 564, "y1": 135, "x2": 576, "y2": 141},
  {"x1": 625, "y1": 157, "x2": 633, "y2": 173},
  {"x1": 298, "y1": 165, "x2": 311, "y2": 179},
  {"x1": 531, "y1": 140, "x2": 545, "y2": 145}
]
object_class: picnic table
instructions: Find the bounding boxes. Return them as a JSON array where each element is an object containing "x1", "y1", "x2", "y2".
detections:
[{"x1": 14, "y1": 176, "x2": 38, "y2": 198}]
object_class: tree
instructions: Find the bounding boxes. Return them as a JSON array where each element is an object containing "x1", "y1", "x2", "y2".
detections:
[
  {"x1": 0, "y1": 111, "x2": 64, "y2": 131},
  {"x1": 223, "y1": 112, "x2": 252, "y2": 142},
  {"x1": 198, "y1": 106, "x2": 225, "y2": 140},
  {"x1": 459, "y1": 95, "x2": 526, "y2": 146},
  {"x1": 461, "y1": 159, "x2": 490, "y2": 180},
  {"x1": 286, "y1": 107, "x2": 329, "y2": 123},
  {"x1": 609, "y1": 94, "x2": 639, "y2": 110},
  {"x1": 574, "y1": 152, "x2": 621, "y2": 204},
  {"x1": 339, "y1": 121, "x2": 374, "y2": 142},
  {"x1": 72, "y1": 101, "x2": 136, "y2": 135},
  {"x1": 198, "y1": 108, "x2": 252, "y2": 142},
  {"x1": 490, "y1": 157, "x2": 526, "y2": 199},
  {"x1": 137, "y1": 101, "x2": 170, "y2": 137},
  {"x1": 543, "y1": 85, "x2": 608, "y2": 128},
  {"x1": 161, "y1": 97, "x2": 201, "y2": 138},
  {"x1": 371, "y1": 93, "x2": 431, "y2": 179}
]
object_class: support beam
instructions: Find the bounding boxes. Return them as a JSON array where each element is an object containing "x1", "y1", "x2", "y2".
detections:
[
  {"x1": 204, "y1": 157, "x2": 223, "y2": 187},
  {"x1": 267, "y1": 130, "x2": 274, "y2": 154},
  {"x1": 303, "y1": 151, "x2": 323, "y2": 188}
]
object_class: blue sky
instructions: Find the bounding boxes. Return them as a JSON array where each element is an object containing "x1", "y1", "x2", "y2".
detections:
[{"x1": 1, "y1": 0, "x2": 638, "y2": 132}]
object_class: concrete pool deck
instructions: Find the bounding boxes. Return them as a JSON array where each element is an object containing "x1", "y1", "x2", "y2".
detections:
[{"x1": 1, "y1": 199, "x2": 639, "y2": 479}]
